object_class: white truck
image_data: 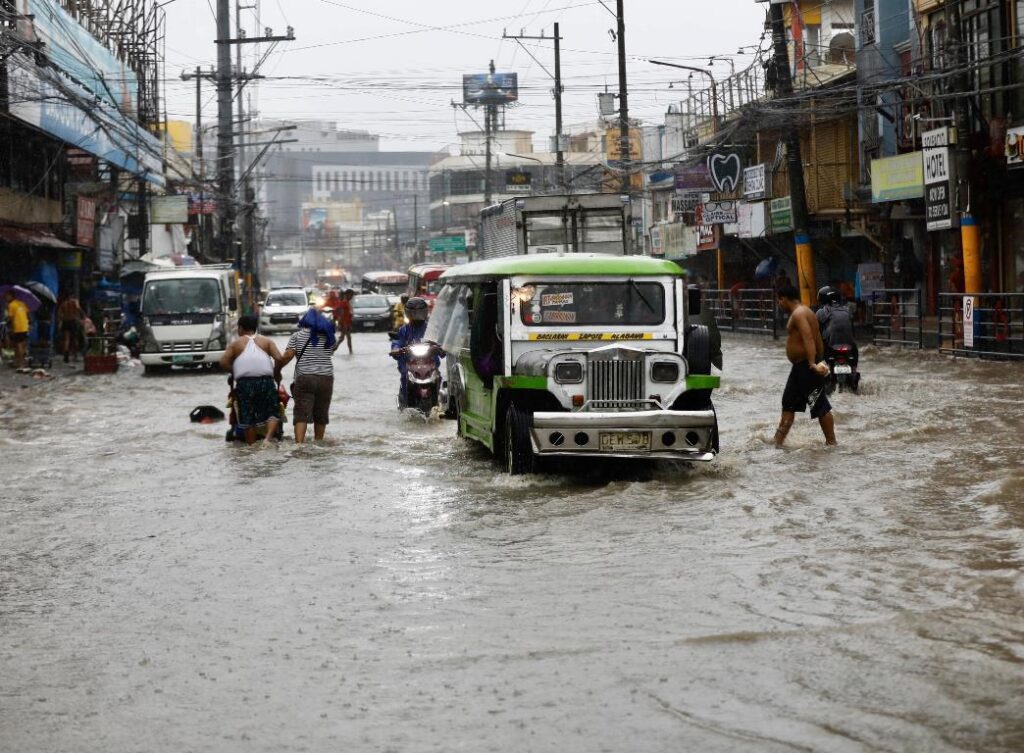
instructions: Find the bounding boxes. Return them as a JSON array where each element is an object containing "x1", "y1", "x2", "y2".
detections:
[
  {"x1": 478, "y1": 194, "x2": 634, "y2": 259},
  {"x1": 138, "y1": 265, "x2": 239, "y2": 374}
]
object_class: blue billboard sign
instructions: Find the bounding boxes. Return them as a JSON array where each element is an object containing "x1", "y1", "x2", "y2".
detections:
[
  {"x1": 8, "y1": 1, "x2": 163, "y2": 185},
  {"x1": 463, "y1": 73, "x2": 518, "y2": 105}
]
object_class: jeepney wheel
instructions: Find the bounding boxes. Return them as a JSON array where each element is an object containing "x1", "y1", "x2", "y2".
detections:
[{"x1": 504, "y1": 403, "x2": 535, "y2": 475}]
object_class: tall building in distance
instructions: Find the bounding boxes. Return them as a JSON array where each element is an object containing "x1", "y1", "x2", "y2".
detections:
[{"x1": 257, "y1": 122, "x2": 435, "y2": 278}]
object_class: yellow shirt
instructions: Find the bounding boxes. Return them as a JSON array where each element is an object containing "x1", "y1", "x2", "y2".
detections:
[{"x1": 7, "y1": 298, "x2": 29, "y2": 334}]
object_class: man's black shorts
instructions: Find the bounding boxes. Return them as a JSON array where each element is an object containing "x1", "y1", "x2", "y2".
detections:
[
  {"x1": 10, "y1": 331, "x2": 27, "y2": 344},
  {"x1": 782, "y1": 361, "x2": 832, "y2": 418}
]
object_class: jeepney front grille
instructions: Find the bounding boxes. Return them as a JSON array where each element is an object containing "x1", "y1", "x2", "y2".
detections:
[{"x1": 588, "y1": 357, "x2": 644, "y2": 409}]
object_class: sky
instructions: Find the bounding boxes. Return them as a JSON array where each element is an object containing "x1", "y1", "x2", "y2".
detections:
[{"x1": 161, "y1": 0, "x2": 769, "y2": 154}]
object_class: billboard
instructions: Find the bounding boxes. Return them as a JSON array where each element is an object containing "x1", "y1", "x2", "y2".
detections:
[{"x1": 463, "y1": 73, "x2": 518, "y2": 105}]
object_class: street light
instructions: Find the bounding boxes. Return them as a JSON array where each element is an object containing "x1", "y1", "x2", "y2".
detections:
[
  {"x1": 648, "y1": 59, "x2": 718, "y2": 133},
  {"x1": 708, "y1": 56, "x2": 736, "y2": 76}
]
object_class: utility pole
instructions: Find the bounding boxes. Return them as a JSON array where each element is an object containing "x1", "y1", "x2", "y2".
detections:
[
  {"x1": 214, "y1": 5, "x2": 293, "y2": 266},
  {"x1": 484, "y1": 59, "x2": 495, "y2": 207},
  {"x1": 769, "y1": 0, "x2": 815, "y2": 306},
  {"x1": 503, "y1": 25, "x2": 566, "y2": 191},
  {"x1": 216, "y1": 0, "x2": 234, "y2": 265},
  {"x1": 413, "y1": 194, "x2": 419, "y2": 262},
  {"x1": 616, "y1": 0, "x2": 630, "y2": 194},
  {"x1": 944, "y1": 1, "x2": 980, "y2": 297}
]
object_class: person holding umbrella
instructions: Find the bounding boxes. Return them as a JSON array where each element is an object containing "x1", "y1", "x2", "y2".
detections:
[{"x1": 4, "y1": 289, "x2": 31, "y2": 369}]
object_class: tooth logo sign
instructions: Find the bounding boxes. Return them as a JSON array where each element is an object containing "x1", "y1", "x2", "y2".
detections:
[{"x1": 707, "y1": 152, "x2": 742, "y2": 194}]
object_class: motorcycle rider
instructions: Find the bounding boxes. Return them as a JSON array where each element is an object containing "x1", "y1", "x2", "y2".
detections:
[
  {"x1": 816, "y1": 285, "x2": 858, "y2": 362},
  {"x1": 389, "y1": 297, "x2": 437, "y2": 406}
]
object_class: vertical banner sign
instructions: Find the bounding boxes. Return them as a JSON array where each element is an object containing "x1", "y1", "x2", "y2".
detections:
[
  {"x1": 922, "y1": 127, "x2": 957, "y2": 231},
  {"x1": 742, "y1": 164, "x2": 768, "y2": 200},
  {"x1": 963, "y1": 296, "x2": 975, "y2": 348}
]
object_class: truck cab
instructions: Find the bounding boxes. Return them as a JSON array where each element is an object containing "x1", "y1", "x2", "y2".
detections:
[{"x1": 138, "y1": 265, "x2": 239, "y2": 373}]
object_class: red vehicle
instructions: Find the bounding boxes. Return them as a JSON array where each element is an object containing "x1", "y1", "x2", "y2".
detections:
[{"x1": 407, "y1": 264, "x2": 450, "y2": 306}]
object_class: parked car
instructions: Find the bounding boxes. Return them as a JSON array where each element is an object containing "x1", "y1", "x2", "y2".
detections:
[
  {"x1": 258, "y1": 287, "x2": 310, "y2": 334},
  {"x1": 351, "y1": 294, "x2": 393, "y2": 331}
]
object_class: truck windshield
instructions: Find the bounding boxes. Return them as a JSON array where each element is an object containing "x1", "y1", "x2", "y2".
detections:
[
  {"x1": 143, "y1": 279, "x2": 222, "y2": 316},
  {"x1": 519, "y1": 281, "x2": 665, "y2": 326}
]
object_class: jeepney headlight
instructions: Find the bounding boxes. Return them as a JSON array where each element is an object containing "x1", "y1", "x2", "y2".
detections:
[
  {"x1": 651, "y1": 361, "x2": 680, "y2": 383},
  {"x1": 554, "y1": 361, "x2": 584, "y2": 383}
]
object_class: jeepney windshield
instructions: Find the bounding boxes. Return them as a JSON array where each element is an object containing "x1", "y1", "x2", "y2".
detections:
[{"x1": 518, "y1": 281, "x2": 665, "y2": 327}]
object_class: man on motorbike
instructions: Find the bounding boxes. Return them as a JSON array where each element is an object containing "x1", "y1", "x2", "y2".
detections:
[
  {"x1": 816, "y1": 285, "x2": 858, "y2": 361},
  {"x1": 389, "y1": 297, "x2": 437, "y2": 406}
]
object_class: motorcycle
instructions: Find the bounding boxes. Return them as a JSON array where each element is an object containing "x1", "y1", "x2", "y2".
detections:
[
  {"x1": 824, "y1": 344, "x2": 860, "y2": 394},
  {"x1": 391, "y1": 340, "x2": 444, "y2": 416},
  {"x1": 224, "y1": 375, "x2": 289, "y2": 442}
]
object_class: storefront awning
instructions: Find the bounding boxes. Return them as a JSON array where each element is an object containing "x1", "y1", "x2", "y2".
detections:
[{"x1": 0, "y1": 224, "x2": 78, "y2": 250}]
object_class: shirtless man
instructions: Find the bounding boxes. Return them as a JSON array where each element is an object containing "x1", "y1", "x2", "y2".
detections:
[
  {"x1": 219, "y1": 316, "x2": 285, "y2": 445},
  {"x1": 774, "y1": 284, "x2": 836, "y2": 447}
]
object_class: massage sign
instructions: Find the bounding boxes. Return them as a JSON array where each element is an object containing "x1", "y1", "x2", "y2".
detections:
[{"x1": 922, "y1": 127, "x2": 958, "y2": 232}]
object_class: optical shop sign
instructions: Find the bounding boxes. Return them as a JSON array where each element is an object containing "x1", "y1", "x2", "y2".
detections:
[{"x1": 922, "y1": 127, "x2": 958, "y2": 232}]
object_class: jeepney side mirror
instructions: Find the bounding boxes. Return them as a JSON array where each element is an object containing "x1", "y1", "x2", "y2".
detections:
[
  {"x1": 228, "y1": 296, "x2": 238, "y2": 312},
  {"x1": 687, "y1": 286, "x2": 702, "y2": 317}
]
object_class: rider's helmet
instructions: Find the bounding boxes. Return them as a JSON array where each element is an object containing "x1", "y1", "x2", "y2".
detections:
[
  {"x1": 817, "y1": 285, "x2": 838, "y2": 307},
  {"x1": 405, "y1": 297, "x2": 428, "y2": 322}
]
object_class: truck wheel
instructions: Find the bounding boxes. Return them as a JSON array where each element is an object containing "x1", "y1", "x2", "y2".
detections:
[
  {"x1": 685, "y1": 324, "x2": 711, "y2": 375},
  {"x1": 503, "y1": 403, "x2": 535, "y2": 475}
]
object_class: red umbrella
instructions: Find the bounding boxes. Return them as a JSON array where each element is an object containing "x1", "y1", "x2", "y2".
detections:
[{"x1": 0, "y1": 284, "x2": 42, "y2": 312}]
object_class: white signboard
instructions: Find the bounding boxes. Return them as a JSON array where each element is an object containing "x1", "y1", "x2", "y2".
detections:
[
  {"x1": 963, "y1": 296, "x2": 974, "y2": 348},
  {"x1": 743, "y1": 164, "x2": 768, "y2": 200},
  {"x1": 922, "y1": 127, "x2": 956, "y2": 231},
  {"x1": 737, "y1": 201, "x2": 768, "y2": 239},
  {"x1": 697, "y1": 200, "x2": 738, "y2": 225}
]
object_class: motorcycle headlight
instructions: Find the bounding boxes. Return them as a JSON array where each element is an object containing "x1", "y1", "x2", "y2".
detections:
[
  {"x1": 409, "y1": 343, "x2": 430, "y2": 358},
  {"x1": 651, "y1": 361, "x2": 680, "y2": 383},
  {"x1": 554, "y1": 361, "x2": 584, "y2": 384}
]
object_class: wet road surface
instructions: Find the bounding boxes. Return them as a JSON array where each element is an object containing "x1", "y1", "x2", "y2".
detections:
[{"x1": 2, "y1": 333, "x2": 1023, "y2": 752}]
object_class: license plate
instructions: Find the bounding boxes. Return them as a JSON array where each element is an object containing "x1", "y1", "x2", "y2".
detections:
[
  {"x1": 834, "y1": 364, "x2": 853, "y2": 374},
  {"x1": 599, "y1": 431, "x2": 651, "y2": 452},
  {"x1": 172, "y1": 354, "x2": 193, "y2": 364},
  {"x1": 361, "y1": 321, "x2": 376, "y2": 328}
]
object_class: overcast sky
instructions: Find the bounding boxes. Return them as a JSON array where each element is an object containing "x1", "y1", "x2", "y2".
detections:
[{"x1": 162, "y1": 0, "x2": 768, "y2": 153}]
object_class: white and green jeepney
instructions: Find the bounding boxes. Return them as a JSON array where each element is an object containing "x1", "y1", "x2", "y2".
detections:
[{"x1": 426, "y1": 254, "x2": 721, "y2": 474}]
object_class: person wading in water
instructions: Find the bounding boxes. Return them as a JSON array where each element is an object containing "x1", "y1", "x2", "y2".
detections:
[{"x1": 774, "y1": 284, "x2": 836, "y2": 447}]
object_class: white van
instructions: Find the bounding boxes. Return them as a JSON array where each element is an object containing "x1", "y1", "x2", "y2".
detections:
[{"x1": 138, "y1": 265, "x2": 239, "y2": 373}]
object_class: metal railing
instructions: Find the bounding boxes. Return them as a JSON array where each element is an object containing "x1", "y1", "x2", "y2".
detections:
[
  {"x1": 938, "y1": 292, "x2": 1024, "y2": 360},
  {"x1": 703, "y1": 288, "x2": 779, "y2": 339},
  {"x1": 871, "y1": 288, "x2": 924, "y2": 349}
]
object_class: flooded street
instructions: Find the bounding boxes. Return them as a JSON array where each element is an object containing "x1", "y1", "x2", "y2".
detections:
[{"x1": 2, "y1": 333, "x2": 1023, "y2": 752}]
